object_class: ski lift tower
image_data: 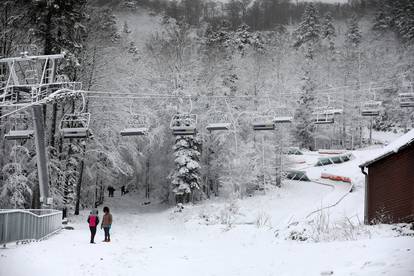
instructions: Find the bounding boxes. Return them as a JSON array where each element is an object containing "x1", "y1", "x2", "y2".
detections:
[{"x1": 0, "y1": 51, "x2": 78, "y2": 207}]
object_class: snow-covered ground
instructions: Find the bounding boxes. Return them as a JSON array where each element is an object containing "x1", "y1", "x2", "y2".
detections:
[{"x1": 1, "y1": 132, "x2": 414, "y2": 276}]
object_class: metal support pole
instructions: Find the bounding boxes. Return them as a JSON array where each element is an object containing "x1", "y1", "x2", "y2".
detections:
[
  {"x1": 32, "y1": 104, "x2": 50, "y2": 207},
  {"x1": 369, "y1": 117, "x2": 373, "y2": 145},
  {"x1": 262, "y1": 135, "x2": 265, "y2": 193}
]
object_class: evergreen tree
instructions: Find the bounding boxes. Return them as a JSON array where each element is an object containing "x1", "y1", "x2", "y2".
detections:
[
  {"x1": 171, "y1": 133, "x2": 202, "y2": 204},
  {"x1": 28, "y1": 0, "x2": 87, "y2": 57},
  {"x1": 293, "y1": 72, "x2": 316, "y2": 150},
  {"x1": 293, "y1": 3, "x2": 321, "y2": 57},
  {"x1": 321, "y1": 12, "x2": 336, "y2": 51},
  {"x1": 345, "y1": 15, "x2": 362, "y2": 48}
]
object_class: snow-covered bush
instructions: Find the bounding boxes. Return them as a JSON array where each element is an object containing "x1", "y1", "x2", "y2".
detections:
[
  {"x1": 220, "y1": 200, "x2": 240, "y2": 227},
  {"x1": 255, "y1": 211, "x2": 271, "y2": 228}
]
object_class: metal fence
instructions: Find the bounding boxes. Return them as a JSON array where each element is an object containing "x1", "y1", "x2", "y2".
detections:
[{"x1": 0, "y1": 209, "x2": 62, "y2": 245}]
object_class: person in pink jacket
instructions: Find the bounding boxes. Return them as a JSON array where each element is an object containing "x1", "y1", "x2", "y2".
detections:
[{"x1": 87, "y1": 209, "x2": 99, "y2": 244}]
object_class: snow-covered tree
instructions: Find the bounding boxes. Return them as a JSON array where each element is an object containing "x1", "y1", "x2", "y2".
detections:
[
  {"x1": 321, "y1": 12, "x2": 336, "y2": 51},
  {"x1": 293, "y1": 72, "x2": 316, "y2": 150},
  {"x1": 293, "y1": 3, "x2": 321, "y2": 59},
  {"x1": 0, "y1": 146, "x2": 33, "y2": 209},
  {"x1": 171, "y1": 133, "x2": 202, "y2": 203},
  {"x1": 345, "y1": 15, "x2": 362, "y2": 48}
]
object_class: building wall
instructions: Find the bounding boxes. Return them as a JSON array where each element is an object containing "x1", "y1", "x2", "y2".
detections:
[{"x1": 367, "y1": 145, "x2": 414, "y2": 224}]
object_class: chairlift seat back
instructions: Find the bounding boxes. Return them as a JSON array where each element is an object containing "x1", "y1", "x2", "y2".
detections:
[{"x1": 399, "y1": 93, "x2": 414, "y2": 108}]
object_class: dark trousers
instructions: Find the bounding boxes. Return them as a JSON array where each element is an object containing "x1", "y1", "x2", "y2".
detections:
[
  {"x1": 103, "y1": 227, "x2": 110, "y2": 241},
  {"x1": 89, "y1": 226, "x2": 97, "y2": 243}
]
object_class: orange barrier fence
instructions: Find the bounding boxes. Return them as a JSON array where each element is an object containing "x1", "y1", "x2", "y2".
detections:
[{"x1": 321, "y1": 173, "x2": 352, "y2": 183}]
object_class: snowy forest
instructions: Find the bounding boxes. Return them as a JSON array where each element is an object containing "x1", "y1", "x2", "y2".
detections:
[{"x1": 0, "y1": 0, "x2": 413, "y2": 214}]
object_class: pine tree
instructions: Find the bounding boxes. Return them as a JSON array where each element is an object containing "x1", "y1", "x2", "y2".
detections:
[
  {"x1": 345, "y1": 15, "x2": 362, "y2": 48},
  {"x1": 321, "y1": 12, "x2": 336, "y2": 51},
  {"x1": 293, "y1": 72, "x2": 316, "y2": 150},
  {"x1": 171, "y1": 133, "x2": 202, "y2": 204},
  {"x1": 293, "y1": 3, "x2": 321, "y2": 58}
]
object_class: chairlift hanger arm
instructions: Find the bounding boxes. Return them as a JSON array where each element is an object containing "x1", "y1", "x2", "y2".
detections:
[{"x1": 0, "y1": 54, "x2": 65, "y2": 63}]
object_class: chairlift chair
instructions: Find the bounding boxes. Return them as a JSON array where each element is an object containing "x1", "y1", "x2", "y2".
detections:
[
  {"x1": 252, "y1": 114, "x2": 275, "y2": 130},
  {"x1": 120, "y1": 113, "x2": 149, "y2": 136},
  {"x1": 170, "y1": 113, "x2": 197, "y2": 136},
  {"x1": 5, "y1": 130, "x2": 34, "y2": 140},
  {"x1": 4, "y1": 114, "x2": 34, "y2": 140},
  {"x1": 313, "y1": 112, "x2": 334, "y2": 125},
  {"x1": 361, "y1": 101, "x2": 381, "y2": 116},
  {"x1": 399, "y1": 93, "x2": 414, "y2": 108},
  {"x1": 206, "y1": 111, "x2": 231, "y2": 131},
  {"x1": 253, "y1": 122, "x2": 275, "y2": 130},
  {"x1": 59, "y1": 113, "x2": 91, "y2": 139}
]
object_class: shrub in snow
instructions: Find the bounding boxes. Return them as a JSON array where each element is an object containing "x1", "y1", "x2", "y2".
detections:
[
  {"x1": 220, "y1": 200, "x2": 240, "y2": 227},
  {"x1": 255, "y1": 211, "x2": 271, "y2": 228}
]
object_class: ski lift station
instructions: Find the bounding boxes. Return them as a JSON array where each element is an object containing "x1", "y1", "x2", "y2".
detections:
[{"x1": 360, "y1": 129, "x2": 414, "y2": 224}]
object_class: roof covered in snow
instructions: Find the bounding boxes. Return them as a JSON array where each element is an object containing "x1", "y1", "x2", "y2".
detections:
[{"x1": 359, "y1": 129, "x2": 414, "y2": 167}]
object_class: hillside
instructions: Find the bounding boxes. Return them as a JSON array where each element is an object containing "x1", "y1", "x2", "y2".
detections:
[{"x1": 1, "y1": 136, "x2": 414, "y2": 276}]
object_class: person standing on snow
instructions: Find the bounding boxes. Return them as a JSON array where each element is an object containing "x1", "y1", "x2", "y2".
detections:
[
  {"x1": 87, "y1": 209, "x2": 99, "y2": 244},
  {"x1": 101, "y1": 206, "x2": 113, "y2": 242}
]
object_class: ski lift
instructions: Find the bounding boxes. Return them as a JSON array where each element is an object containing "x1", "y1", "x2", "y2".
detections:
[
  {"x1": 59, "y1": 113, "x2": 91, "y2": 139},
  {"x1": 273, "y1": 106, "x2": 294, "y2": 124},
  {"x1": 361, "y1": 101, "x2": 381, "y2": 116},
  {"x1": 5, "y1": 130, "x2": 34, "y2": 140},
  {"x1": 312, "y1": 108, "x2": 335, "y2": 124},
  {"x1": 25, "y1": 69, "x2": 38, "y2": 84},
  {"x1": 59, "y1": 92, "x2": 91, "y2": 138},
  {"x1": 120, "y1": 113, "x2": 149, "y2": 136},
  {"x1": 399, "y1": 93, "x2": 414, "y2": 108},
  {"x1": 4, "y1": 114, "x2": 34, "y2": 140},
  {"x1": 206, "y1": 110, "x2": 231, "y2": 131},
  {"x1": 170, "y1": 113, "x2": 197, "y2": 135},
  {"x1": 252, "y1": 115, "x2": 275, "y2": 131}
]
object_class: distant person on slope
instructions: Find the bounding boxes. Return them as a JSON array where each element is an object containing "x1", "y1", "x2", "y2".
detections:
[
  {"x1": 107, "y1": 186, "x2": 115, "y2": 197},
  {"x1": 101, "y1": 206, "x2": 113, "y2": 242},
  {"x1": 87, "y1": 209, "x2": 99, "y2": 244}
]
